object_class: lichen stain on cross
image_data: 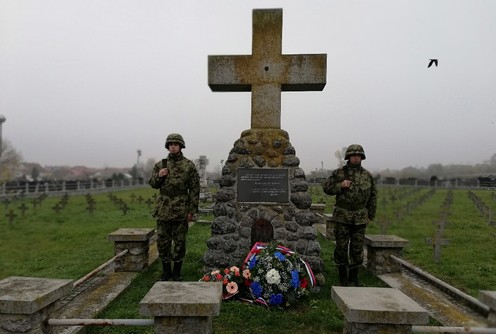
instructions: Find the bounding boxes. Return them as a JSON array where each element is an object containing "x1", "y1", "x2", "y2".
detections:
[{"x1": 208, "y1": 8, "x2": 327, "y2": 129}]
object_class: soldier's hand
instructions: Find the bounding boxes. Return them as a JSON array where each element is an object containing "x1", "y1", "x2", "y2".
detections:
[
  {"x1": 158, "y1": 168, "x2": 169, "y2": 177},
  {"x1": 341, "y1": 180, "x2": 352, "y2": 188}
]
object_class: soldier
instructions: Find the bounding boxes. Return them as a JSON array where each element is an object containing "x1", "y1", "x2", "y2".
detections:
[
  {"x1": 322, "y1": 144, "x2": 377, "y2": 286},
  {"x1": 149, "y1": 133, "x2": 200, "y2": 281}
]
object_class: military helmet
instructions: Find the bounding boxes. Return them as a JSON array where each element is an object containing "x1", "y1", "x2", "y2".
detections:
[
  {"x1": 345, "y1": 144, "x2": 366, "y2": 160},
  {"x1": 165, "y1": 133, "x2": 185, "y2": 149}
]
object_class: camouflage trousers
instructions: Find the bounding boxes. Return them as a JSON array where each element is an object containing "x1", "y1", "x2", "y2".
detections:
[
  {"x1": 156, "y1": 220, "x2": 189, "y2": 262},
  {"x1": 333, "y1": 222, "x2": 367, "y2": 269}
]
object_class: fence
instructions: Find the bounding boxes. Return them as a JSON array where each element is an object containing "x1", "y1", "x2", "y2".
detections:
[{"x1": 0, "y1": 178, "x2": 147, "y2": 198}]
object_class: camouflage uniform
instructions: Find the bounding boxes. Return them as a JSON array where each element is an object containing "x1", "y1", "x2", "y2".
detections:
[
  {"x1": 322, "y1": 144, "x2": 377, "y2": 285},
  {"x1": 149, "y1": 152, "x2": 200, "y2": 263}
]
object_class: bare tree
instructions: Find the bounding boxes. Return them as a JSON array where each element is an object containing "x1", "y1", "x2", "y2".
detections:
[
  {"x1": 142, "y1": 157, "x2": 157, "y2": 181},
  {"x1": 489, "y1": 153, "x2": 496, "y2": 166},
  {"x1": 0, "y1": 139, "x2": 22, "y2": 183},
  {"x1": 334, "y1": 146, "x2": 347, "y2": 167}
]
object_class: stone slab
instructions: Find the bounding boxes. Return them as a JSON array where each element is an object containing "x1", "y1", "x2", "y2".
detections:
[
  {"x1": 0, "y1": 276, "x2": 73, "y2": 314},
  {"x1": 107, "y1": 228, "x2": 155, "y2": 242},
  {"x1": 480, "y1": 290, "x2": 496, "y2": 309},
  {"x1": 364, "y1": 234, "x2": 409, "y2": 248},
  {"x1": 331, "y1": 286, "x2": 429, "y2": 325},
  {"x1": 140, "y1": 282, "x2": 222, "y2": 317}
]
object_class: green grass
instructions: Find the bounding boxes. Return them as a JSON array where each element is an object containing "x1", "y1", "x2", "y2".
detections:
[
  {"x1": 0, "y1": 189, "x2": 157, "y2": 279},
  {"x1": 1, "y1": 186, "x2": 495, "y2": 333}
]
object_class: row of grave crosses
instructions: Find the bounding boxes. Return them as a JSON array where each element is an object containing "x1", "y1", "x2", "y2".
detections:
[
  {"x1": 468, "y1": 190, "x2": 495, "y2": 227},
  {"x1": 2, "y1": 192, "x2": 158, "y2": 223}
]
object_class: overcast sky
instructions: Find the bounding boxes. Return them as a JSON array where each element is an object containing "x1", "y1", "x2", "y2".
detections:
[{"x1": 1, "y1": 0, "x2": 495, "y2": 174}]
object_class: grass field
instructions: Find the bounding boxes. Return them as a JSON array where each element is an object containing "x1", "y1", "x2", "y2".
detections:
[{"x1": 1, "y1": 185, "x2": 495, "y2": 333}]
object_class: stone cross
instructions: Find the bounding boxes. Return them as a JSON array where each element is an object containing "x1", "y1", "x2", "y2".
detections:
[
  {"x1": 6, "y1": 209, "x2": 17, "y2": 224},
  {"x1": 197, "y1": 155, "x2": 209, "y2": 185},
  {"x1": 18, "y1": 203, "x2": 29, "y2": 216},
  {"x1": 208, "y1": 8, "x2": 326, "y2": 129},
  {"x1": 145, "y1": 198, "x2": 153, "y2": 209},
  {"x1": 31, "y1": 198, "x2": 39, "y2": 210},
  {"x1": 425, "y1": 229, "x2": 449, "y2": 263},
  {"x1": 2, "y1": 197, "x2": 10, "y2": 211},
  {"x1": 52, "y1": 203, "x2": 62, "y2": 214}
]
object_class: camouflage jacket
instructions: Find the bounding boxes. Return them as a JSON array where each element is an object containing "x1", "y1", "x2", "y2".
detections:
[
  {"x1": 322, "y1": 162, "x2": 377, "y2": 225},
  {"x1": 149, "y1": 152, "x2": 200, "y2": 221}
]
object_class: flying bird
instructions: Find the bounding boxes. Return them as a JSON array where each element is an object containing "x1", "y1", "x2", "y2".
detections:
[{"x1": 428, "y1": 59, "x2": 438, "y2": 68}]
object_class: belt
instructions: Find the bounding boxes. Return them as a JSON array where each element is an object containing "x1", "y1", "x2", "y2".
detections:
[{"x1": 336, "y1": 204, "x2": 365, "y2": 211}]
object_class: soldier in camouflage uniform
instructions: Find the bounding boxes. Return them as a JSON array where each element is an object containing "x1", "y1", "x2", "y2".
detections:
[
  {"x1": 149, "y1": 133, "x2": 200, "y2": 281},
  {"x1": 322, "y1": 144, "x2": 377, "y2": 286}
]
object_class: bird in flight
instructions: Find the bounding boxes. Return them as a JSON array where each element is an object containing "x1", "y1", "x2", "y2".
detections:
[{"x1": 428, "y1": 59, "x2": 438, "y2": 68}]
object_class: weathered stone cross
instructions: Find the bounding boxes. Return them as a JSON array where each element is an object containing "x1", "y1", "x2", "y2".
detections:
[
  {"x1": 208, "y1": 8, "x2": 327, "y2": 129},
  {"x1": 425, "y1": 228, "x2": 449, "y2": 264}
]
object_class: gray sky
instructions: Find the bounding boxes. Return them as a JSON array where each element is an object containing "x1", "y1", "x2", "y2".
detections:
[{"x1": 1, "y1": 0, "x2": 495, "y2": 174}]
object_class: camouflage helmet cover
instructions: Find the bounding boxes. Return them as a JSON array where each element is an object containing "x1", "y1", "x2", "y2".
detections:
[
  {"x1": 165, "y1": 133, "x2": 185, "y2": 149},
  {"x1": 345, "y1": 144, "x2": 366, "y2": 160}
]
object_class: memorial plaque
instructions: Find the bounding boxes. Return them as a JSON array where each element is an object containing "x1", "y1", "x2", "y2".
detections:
[{"x1": 237, "y1": 168, "x2": 289, "y2": 203}]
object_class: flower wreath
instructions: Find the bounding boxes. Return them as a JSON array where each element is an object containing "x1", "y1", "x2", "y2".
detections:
[
  {"x1": 242, "y1": 242, "x2": 315, "y2": 307},
  {"x1": 199, "y1": 266, "x2": 244, "y2": 300}
]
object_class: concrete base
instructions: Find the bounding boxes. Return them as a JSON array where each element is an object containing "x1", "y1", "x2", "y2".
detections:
[
  {"x1": 331, "y1": 286, "x2": 429, "y2": 334},
  {"x1": 0, "y1": 277, "x2": 73, "y2": 334},
  {"x1": 480, "y1": 290, "x2": 496, "y2": 326},
  {"x1": 364, "y1": 234, "x2": 408, "y2": 274},
  {"x1": 140, "y1": 282, "x2": 222, "y2": 334},
  {"x1": 107, "y1": 228, "x2": 155, "y2": 272}
]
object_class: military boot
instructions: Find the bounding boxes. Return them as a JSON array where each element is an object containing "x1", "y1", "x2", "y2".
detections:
[
  {"x1": 348, "y1": 267, "x2": 360, "y2": 287},
  {"x1": 161, "y1": 261, "x2": 172, "y2": 281},
  {"x1": 337, "y1": 266, "x2": 348, "y2": 286},
  {"x1": 172, "y1": 261, "x2": 183, "y2": 281}
]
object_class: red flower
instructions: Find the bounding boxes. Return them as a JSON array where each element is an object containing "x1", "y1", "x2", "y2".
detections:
[
  {"x1": 216, "y1": 273, "x2": 223, "y2": 281},
  {"x1": 300, "y1": 278, "x2": 308, "y2": 289},
  {"x1": 202, "y1": 275, "x2": 210, "y2": 282}
]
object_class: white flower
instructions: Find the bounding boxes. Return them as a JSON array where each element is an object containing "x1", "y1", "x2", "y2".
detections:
[{"x1": 266, "y1": 268, "x2": 281, "y2": 285}]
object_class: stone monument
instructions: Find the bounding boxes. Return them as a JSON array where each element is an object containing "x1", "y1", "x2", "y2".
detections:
[{"x1": 203, "y1": 8, "x2": 327, "y2": 283}]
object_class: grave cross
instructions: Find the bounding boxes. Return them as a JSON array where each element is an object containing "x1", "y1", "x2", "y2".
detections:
[
  {"x1": 6, "y1": 209, "x2": 17, "y2": 224},
  {"x1": 18, "y1": 203, "x2": 29, "y2": 216},
  {"x1": 31, "y1": 198, "x2": 39, "y2": 210},
  {"x1": 52, "y1": 203, "x2": 62, "y2": 214},
  {"x1": 86, "y1": 203, "x2": 96, "y2": 214},
  {"x1": 145, "y1": 198, "x2": 153, "y2": 209},
  {"x1": 488, "y1": 210, "x2": 496, "y2": 227},
  {"x1": 208, "y1": 8, "x2": 326, "y2": 129},
  {"x1": 2, "y1": 197, "x2": 10, "y2": 211},
  {"x1": 121, "y1": 203, "x2": 130, "y2": 215},
  {"x1": 425, "y1": 229, "x2": 449, "y2": 263}
]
